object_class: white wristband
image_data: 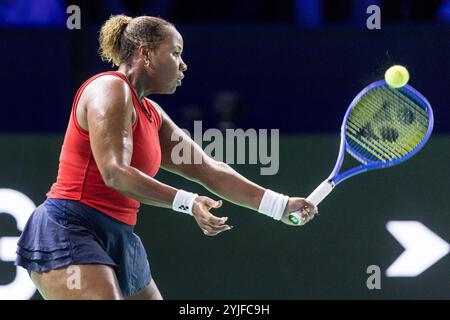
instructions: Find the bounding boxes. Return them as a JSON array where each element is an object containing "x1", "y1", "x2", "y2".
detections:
[
  {"x1": 172, "y1": 190, "x2": 198, "y2": 216},
  {"x1": 258, "y1": 189, "x2": 289, "y2": 221}
]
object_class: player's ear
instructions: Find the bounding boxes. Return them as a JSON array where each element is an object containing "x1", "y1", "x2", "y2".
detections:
[
  {"x1": 138, "y1": 45, "x2": 149, "y2": 57},
  {"x1": 139, "y1": 45, "x2": 156, "y2": 68}
]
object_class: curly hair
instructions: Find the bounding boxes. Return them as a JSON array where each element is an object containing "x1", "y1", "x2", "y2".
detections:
[{"x1": 99, "y1": 15, "x2": 174, "y2": 66}]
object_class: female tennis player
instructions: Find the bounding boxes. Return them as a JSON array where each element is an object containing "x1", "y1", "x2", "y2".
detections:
[{"x1": 15, "y1": 15, "x2": 318, "y2": 300}]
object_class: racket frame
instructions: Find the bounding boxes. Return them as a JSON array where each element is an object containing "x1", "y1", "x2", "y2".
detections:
[
  {"x1": 332, "y1": 80, "x2": 434, "y2": 185},
  {"x1": 288, "y1": 80, "x2": 434, "y2": 225}
]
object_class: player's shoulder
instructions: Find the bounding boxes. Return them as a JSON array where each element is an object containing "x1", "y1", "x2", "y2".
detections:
[
  {"x1": 145, "y1": 98, "x2": 165, "y2": 123},
  {"x1": 145, "y1": 98, "x2": 167, "y2": 117},
  {"x1": 146, "y1": 98, "x2": 162, "y2": 110},
  {"x1": 83, "y1": 73, "x2": 130, "y2": 101},
  {"x1": 87, "y1": 73, "x2": 128, "y2": 92}
]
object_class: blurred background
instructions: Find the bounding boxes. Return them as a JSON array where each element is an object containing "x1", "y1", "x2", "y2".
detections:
[{"x1": 0, "y1": 0, "x2": 449, "y2": 300}]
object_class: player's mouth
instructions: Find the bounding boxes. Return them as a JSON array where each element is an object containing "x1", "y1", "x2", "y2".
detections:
[{"x1": 177, "y1": 74, "x2": 184, "y2": 86}]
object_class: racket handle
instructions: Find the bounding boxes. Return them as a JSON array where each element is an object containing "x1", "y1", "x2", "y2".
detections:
[
  {"x1": 288, "y1": 180, "x2": 334, "y2": 225},
  {"x1": 306, "y1": 179, "x2": 334, "y2": 206}
]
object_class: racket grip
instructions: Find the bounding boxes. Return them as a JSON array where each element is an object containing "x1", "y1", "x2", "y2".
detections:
[
  {"x1": 306, "y1": 179, "x2": 334, "y2": 206},
  {"x1": 288, "y1": 180, "x2": 334, "y2": 225}
]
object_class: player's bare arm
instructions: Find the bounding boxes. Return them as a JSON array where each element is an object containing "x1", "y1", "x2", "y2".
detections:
[{"x1": 154, "y1": 100, "x2": 318, "y2": 225}]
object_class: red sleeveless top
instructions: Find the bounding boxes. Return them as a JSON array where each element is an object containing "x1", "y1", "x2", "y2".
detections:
[{"x1": 47, "y1": 71, "x2": 162, "y2": 225}]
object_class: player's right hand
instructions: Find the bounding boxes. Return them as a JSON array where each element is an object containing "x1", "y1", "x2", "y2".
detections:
[
  {"x1": 281, "y1": 197, "x2": 318, "y2": 226},
  {"x1": 192, "y1": 196, "x2": 233, "y2": 236}
]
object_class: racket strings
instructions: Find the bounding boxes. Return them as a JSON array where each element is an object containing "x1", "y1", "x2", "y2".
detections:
[
  {"x1": 364, "y1": 96, "x2": 424, "y2": 152},
  {"x1": 355, "y1": 100, "x2": 416, "y2": 154},
  {"x1": 347, "y1": 121, "x2": 399, "y2": 161},
  {"x1": 390, "y1": 88, "x2": 429, "y2": 119},
  {"x1": 346, "y1": 86, "x2": 429, "y2": 163},
  {"x1": 346, "y1": 123, "x2": 396, "y2": 161},
  {"x1": 374, "y1": 88, "x2": 428, "y2": 144},
  {"x1": 371, "y1": 89, "x2": 428, "y2": 142},
  {"x1": 347, "y1": 105, "x2": 407, "y2": 161},
  {"x1": 349, "y1": 88, "x2": 428, "y2": 159},
  {"x1": 348, "y1": 102, "x2": 425, "y2": 160}
]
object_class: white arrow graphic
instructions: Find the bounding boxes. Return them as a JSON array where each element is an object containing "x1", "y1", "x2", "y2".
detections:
[{"x1": 386, "y1": 221, "x2": 450, "y2": 277}]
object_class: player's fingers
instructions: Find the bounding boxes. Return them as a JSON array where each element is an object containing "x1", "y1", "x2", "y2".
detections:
[
  {"x1": 200, "y1": 224, "x2": 215, "y2": 234},
  {"x1": 197, "y1": 207, "x2": 227, "y2": 225},
  {"x1": 208, "y1": 215, "x2": 228, "y2": 226},
  {"x1": 196, "y1": 205, "x2": 220, "y2": 222},
  {"x1": 300, "y1": 214, "x2": 315, "y2": 225},
  {"x1": 198, "y1": 200, "x2": 227, "y2": 226},
  {"x1": 202, "y1": 224, "x2": 232, "y2": 236},
  {"x1": 300, "y1": 212, "x2": 316, "y2": 224},
  {"x1": 302, "y1": 200, "x2": 318, "y2": 214},
  {"x1": 202, "y1": 228, "x2": 214, "y2": 236},
  {"x1": 214, "y1": 224, "x2": 233, "y2": 233},
  {"x1": 301, "y1": 207, "x2": 316, "y2": 218},
  {"x1": 300, "y1": 212, "x2": 311, "y2": 223},
  {"x1": 300, "y1": 205, "x2": 317, "y2": 224},
  {"x1": 205, "y1": 220, "x2": 233, "y2": 232},
  {"x1": 199, "y1": 214, "x2": 232, "y2": 231},
  {"x1": 205, "y1": 198, "x2": 223, "y2": 209}
]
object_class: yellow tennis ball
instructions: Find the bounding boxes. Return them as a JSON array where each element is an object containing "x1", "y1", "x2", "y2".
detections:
[{"x1": 385, "y1": 65, "x2": 409, "y2": 88}]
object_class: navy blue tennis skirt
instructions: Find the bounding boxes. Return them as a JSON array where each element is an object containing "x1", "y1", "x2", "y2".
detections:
[{"x1": 15, "y1": 198, "x2": 151, "y2": 297}]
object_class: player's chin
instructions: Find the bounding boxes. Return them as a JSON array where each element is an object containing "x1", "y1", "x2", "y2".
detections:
[{"x1": 162, "y1": 84, "x2": 179, "y2": 94}]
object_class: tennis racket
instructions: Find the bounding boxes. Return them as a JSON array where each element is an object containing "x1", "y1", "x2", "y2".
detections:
[{"x1": 289, "y1": 80, "x2": 434, "y2": 225}]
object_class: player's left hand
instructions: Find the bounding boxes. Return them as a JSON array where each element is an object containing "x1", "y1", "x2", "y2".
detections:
[{"x1": 280, "y1": 197, "x2": 318, "y2": 226}]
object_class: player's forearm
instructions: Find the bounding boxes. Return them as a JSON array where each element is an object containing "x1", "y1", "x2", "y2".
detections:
[
  {"x1": 105, "y1": 165, "x2": 177, "y2": 208},
  {"x1": 201, "y1": 160, "x2": 265, "y2": 211}
]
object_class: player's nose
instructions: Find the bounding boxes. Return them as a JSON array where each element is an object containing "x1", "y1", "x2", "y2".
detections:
[{"x1": 180, "y1": 59, "x2": 187, "y2": 72}]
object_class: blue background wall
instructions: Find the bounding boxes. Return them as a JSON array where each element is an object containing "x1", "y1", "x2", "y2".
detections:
[{"x1": 1, "y1": 26, "x2": 449, "y2": 133}]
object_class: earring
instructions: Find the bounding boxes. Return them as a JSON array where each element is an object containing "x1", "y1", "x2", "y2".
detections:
[{"x1": 144, "y1": 59, "x2": 150, "y2": 67}]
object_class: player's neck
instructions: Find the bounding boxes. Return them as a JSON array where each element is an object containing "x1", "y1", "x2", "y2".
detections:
[{"x1": 117, "y1": 64, "x2": 151, "y2": 100}]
